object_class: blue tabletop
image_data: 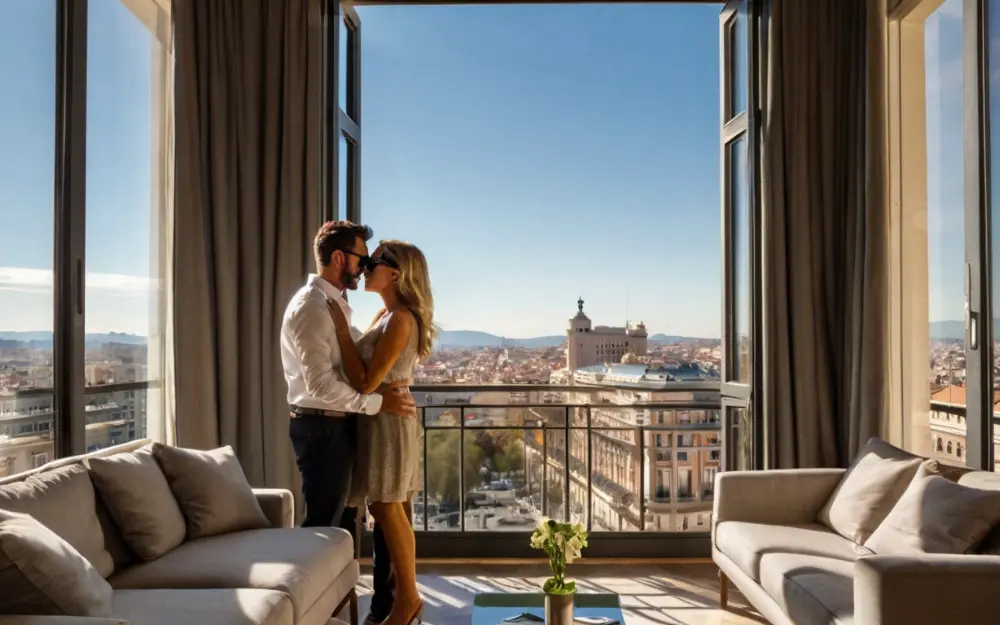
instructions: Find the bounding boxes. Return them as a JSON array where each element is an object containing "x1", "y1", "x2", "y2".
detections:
[{"x1": 471, "y1": 593, "x2": 623, "y2": 625}]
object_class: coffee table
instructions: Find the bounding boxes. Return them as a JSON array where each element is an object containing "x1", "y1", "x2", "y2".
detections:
[{"x1": 472, "y1": 593, "x2": 624, "y2": 625}]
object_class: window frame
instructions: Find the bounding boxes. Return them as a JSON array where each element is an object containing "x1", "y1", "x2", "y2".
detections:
[
  {"x1": 326, "y1": 1, "x2": 362, "y2": 224},
  {"x1": 887, "y1": 0, "x2": 991, "y2": 469}
]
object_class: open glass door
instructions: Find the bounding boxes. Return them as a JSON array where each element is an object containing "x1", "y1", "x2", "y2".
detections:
[
  {"x1": 328, "y1": 1, "x2": 362, "y2": 223},
  {"x1": 719, "y1": 0, "x2": 760, "y2": 471},
  {"x1": 890, "y1": 0, "x2": 988, "y2": 470}
]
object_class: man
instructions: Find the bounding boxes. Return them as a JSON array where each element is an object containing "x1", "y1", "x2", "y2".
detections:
[{"x1": 280, "y1": 220, "x2": 411, "y2": 624}]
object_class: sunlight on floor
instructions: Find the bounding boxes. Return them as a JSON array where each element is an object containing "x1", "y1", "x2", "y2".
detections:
[{"x1": 352, "y1": 564, "x2": 764, "y2": 625}]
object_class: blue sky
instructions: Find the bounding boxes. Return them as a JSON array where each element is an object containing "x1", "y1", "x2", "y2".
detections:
[
  {"x1": 350, "y1": 3, "x2": 722, "y2": 337},
  {"x1": 0, "y1": 1, "x2": 968, "y2": 340},
  {"x1": 0, "y1": 0, "x2": 156, "y2": 336}
]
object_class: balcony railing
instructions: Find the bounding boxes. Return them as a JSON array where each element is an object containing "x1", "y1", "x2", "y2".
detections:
[{"x1": 408, "y1": 383, "x2": 721, "y2": 535}]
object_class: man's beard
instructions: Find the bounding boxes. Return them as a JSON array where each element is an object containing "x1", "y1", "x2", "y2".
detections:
[{"x1": 340, "y1": 267, "x2": 362, "y2": 290}]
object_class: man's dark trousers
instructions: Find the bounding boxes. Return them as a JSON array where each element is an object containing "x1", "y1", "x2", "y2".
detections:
[
  {"x1": 289, "y1": 413, "x2": 357, "y2": 531},
  {"x1": 289, "y1": 412, "x2": 394, "y2": 622}
]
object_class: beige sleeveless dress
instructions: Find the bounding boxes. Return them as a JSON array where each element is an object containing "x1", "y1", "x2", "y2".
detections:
[{"x1": 349, "y1": 311, "x2": 423, "y2": 506}]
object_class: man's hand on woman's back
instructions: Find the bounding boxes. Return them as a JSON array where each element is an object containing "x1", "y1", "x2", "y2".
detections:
[{"x1": 378, "y1": 387, "x2": 417, "y2": 419}]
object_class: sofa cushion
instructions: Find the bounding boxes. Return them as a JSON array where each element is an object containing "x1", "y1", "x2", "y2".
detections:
[
  {"x1": 0, "y1": 463, "x2": 114, "y2": 577},
  {"x1": 87, "y1": 447, "x2": 186, "y2": 561},
  {"x1": 759, "y1": 552, "x2": 855, "y2": 625},
  {"x1": 111, "y1": 589, "x2": 293, "y2": 625},
  {"x1": 818, "y1": 437, "x2": 924, "y2": 545},
  {"x1": 0, "y1": 510, "x2": 113, "y2": 617},
  {"x1": 109, "y1": 527, "x2": 354, "y2": 622},
  {"x1": 151, "y1": 444, "x2": 269, "y2": 540},
  {"x1": 955, "y1": 470, "x2": 1000, "y2": 554},
  {"x1": 714, "y1": 521, "x2": 858, "y2": 582},
  {"x1": 867, "y1": 468, "x2": 1000, "y2": 555}
]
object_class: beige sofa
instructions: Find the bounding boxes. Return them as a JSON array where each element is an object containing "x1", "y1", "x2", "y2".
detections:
[
  {"x1": 712, "y1": 438, "x2": 1000, "y2": 625},
  {"x1": 0, "y1": 440, "x2": 358, "y2": 625}
]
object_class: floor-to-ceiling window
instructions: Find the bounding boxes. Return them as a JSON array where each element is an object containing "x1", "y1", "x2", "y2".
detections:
[
  {"x1": 0, "y1": 0, "x2": 172, "y2": 471},
  {"x1": 0, "y1": 1, "x2": 57, "y2": 476}
]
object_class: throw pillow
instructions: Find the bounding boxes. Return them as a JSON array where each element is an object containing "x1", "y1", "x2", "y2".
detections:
[
  {"x1": 866, "y1": 466, "x2": 1000, "y2": 555},
  {"x1": 0, "y1": 509, "x2": 113, "y2": 616},
  {"x1": 818, "y1": 437, "x2": 924, "y2": 544},
  {"x1": 87, "y1": 446, "x2": 187, "y2": 560},
  {"x1": 151, "y1": 444, "x2": 269, "y2": 540}
]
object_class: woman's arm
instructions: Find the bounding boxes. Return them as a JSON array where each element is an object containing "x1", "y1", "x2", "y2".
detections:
[
  {"x1": 334, "y1": 309, "x2": 414, "y2": 394},
  {"x1": 333, "y1": 316, "x2": 367, "y2": 391}
]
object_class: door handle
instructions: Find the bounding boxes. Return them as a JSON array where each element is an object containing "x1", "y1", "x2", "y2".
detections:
[{"x1": 966, "y1": 262, "x2": 978, "y2": 351}]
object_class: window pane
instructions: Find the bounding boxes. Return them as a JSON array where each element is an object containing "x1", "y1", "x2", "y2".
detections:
[
  {"x1": 728, "y1": 8, "x2": 747, "y2": 117},
  {"x1": 728, "y1": 135, "x2": 750, "y2": 384},
  {"x1": 340, "y1": 16, "x2": 350, "y2": 116},
  {"x1": 0, "y1": 1, "x2": 56, "y2": 475},
  {"x1": 85, "y1": 0, "x2": 165, "y2": 450},
  {"x1": 339, "y1": 135, "x2": 349, "y2": 220},
  {"x1": 921, "y1": 0, "x2": 966, "y2": 466}
]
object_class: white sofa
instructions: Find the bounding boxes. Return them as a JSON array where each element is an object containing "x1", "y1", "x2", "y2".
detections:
[
  {"x1": 0, "y1": 440, "x2": 358, "y2": 625},
  {"x1": 712, "y1": 438, "x2": 1000, "y2": 625}
]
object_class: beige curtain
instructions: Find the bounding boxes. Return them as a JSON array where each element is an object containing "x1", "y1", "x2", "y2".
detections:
[
  {"x1": 172, "y1": 0, "x2": 323, "y2": 490},
  {"x1": 762, "y1": 0, "x2": 889, "y2": 468}
]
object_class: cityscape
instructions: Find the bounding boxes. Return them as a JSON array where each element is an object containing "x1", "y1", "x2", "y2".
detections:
[
  {"x1": 1, "y1": 297, "x2": 724, "y2": 533},
  {"x1": 4, "y1": 296, "x2": 996, "y2": 531}
]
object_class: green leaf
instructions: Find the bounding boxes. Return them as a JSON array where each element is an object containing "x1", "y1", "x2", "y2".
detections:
[{"x1": 563, "y1": 581, "x2": 577, "y2": 594}]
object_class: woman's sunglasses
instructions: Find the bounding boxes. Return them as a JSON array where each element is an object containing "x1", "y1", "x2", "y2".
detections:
[{"x1": 341, "y1": 248, "x2": 399, "y2": 272}]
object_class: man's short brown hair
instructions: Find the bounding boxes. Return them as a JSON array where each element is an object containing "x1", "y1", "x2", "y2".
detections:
[{"x1": 314, "y1": 221, "x2": 373, "y2": 267}]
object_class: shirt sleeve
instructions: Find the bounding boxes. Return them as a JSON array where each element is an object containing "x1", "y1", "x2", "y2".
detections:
[{"x1": 287, "y1": 302, "x2": 383, "y2": 415}]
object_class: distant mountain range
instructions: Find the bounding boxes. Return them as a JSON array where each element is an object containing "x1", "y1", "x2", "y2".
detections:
[
  {"x1": 0, "y1": 332, "x2": 147, "y2": 348},
  {"x1": 435, "y1": 330, "x2": 717, "y2": 349},
  {"x1": 0, "y1": 330, "x2": 716, "y2": 350}
]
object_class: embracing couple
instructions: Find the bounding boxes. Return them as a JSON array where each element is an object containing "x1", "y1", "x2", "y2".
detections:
[{"x1": 279, "y1": 221, "x2": 433, "y2": 625}]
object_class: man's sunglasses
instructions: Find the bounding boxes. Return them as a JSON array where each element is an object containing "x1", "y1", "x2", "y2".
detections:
[{"x1": 339, "y1": 249, "x2": 399, "y2": 271}]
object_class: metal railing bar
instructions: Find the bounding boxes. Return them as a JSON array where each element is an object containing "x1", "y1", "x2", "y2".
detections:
[
  {"x1": 417, "y1": 402, "x2": 721, "y2": 410},
  {"x1": 421, "y1": 424, "x2": 722, "y2": 432},
  {"x1": 410, "y1": 383, "x2": 721, "y2": 393},
  {"x1": 563, "y1": 404, "x2": 571, "y2": 522},
  {"x1": 459, "y1": 405, "x2": 465, "y2": 532},
  {"x1": 586, "y1": 405, "x2": 593, "y2": 532},
  {"x1": 422, "y1": 405, "x2": 429, "y2": 531}
]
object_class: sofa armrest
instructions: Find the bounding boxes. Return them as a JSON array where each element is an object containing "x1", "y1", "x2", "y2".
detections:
[
  {"x1": 253, "y1": 488, "x2": 294, "y2": 528},
  {"x1": 0, "y1": 618, "x2": 129, "y2": 625},
  {"x1": 712, "y1": 469, "x2": 845, "y2": 527},
  {"x1": 855, "y1": 554, "x2": 1000, "y2": 625}
]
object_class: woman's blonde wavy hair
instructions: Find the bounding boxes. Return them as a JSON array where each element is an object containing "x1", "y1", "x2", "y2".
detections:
[{"x1": 381, "y1": 239, "x2": 437, "y2": 360}]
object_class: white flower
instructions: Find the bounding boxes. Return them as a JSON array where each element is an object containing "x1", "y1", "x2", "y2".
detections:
[
  {"x1": 568, "y1": 536, "x2": 583, "y2": 551},
  {"x1": 564, "y1": 542, "x2": 581, "y2": 564}
]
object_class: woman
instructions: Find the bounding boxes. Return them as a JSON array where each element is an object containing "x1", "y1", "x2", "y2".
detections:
[{"x1": 326, "y1": 240, "x2": 435, "y2": 625}]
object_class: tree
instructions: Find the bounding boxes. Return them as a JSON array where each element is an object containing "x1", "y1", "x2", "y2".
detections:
[{"x1": 424, "y1": 431, "x2": 486, "y2": 503}]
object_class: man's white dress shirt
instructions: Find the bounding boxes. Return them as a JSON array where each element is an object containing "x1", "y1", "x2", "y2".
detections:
[{"x1": 280, "y1": 274, "x2": 383, "y2": 415}]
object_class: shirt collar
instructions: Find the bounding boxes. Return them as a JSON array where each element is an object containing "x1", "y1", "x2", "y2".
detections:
[{"x1": 308, "y1": 274, "x2": 347, "y2": 305}]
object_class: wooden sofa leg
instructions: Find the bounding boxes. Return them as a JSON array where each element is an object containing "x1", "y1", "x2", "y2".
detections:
[
  {"x1": 719, "y1": 570, "x2": 729, "y2": 610},
  {"x1": 349, "y1": 588, "x2": 359, "y2": 625}
]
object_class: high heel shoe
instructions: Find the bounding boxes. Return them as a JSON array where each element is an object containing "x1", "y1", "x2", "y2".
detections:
[{"x1": 386, "y1": 599, "x2": 423, "y2": 625}]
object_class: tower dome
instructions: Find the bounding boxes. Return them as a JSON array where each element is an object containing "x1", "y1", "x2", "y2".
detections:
[{"x1": 568, "y1": 296, "x2": 591, "y2": 331}]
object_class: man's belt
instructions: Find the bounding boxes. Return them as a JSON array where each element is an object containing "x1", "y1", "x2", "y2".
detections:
[{"x1": 289, "y1": 405, "x2": 347, "y2": 418}]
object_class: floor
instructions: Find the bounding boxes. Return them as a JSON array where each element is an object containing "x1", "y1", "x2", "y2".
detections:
[{"x1": 353, "y1": 562, "x2": 765, "y2": 625}]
